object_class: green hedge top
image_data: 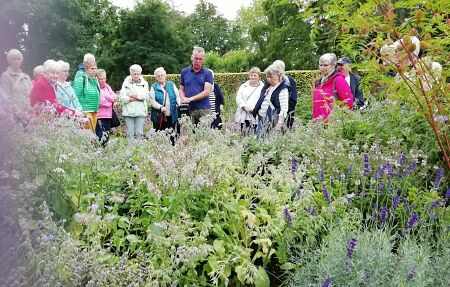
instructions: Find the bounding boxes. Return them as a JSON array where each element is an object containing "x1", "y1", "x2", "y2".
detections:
[{"x1": 143, "y1": 70, "x2": 321, "y2": 97}]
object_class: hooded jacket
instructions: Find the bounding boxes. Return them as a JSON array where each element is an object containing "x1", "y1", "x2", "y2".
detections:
[{"x1": 119, "y1": 75, "x2": 149, "y2": 117}]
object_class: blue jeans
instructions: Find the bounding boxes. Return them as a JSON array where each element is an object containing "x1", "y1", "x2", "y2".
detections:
[{"x1": 124, "y1": 116, "x2": 145, "y2": 140}]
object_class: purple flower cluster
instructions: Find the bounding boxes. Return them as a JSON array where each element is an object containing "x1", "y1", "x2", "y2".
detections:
[
  {"x1": 406, "y1": 269, "x2": 415, "y2": 280},
  {"x1": 446, "y1": 188, "x2": 450, "y2": 200},
  {"x1": 403, "y1": 161, "x2": 417, "y2": 176},
  {"x1": 346, "y1": 238, "x2": 357, "y2": 259},
  {"x1": 322, "y1": 184, "x2": 331, "y2": 204},
  {"x1": 283, "y1": 207, "x2": 293, "y2": 226},
  {"x1": 380, "y1": 207, "x2": 388, "y2": 223},
  {"x1": 363, "y1": 153, "x2": 371, "y2": 176},
  {"x1": 291, "y1": 158, "x2": 298, "y2": 173},
  {"x1": 433, "y1": 167, "x2": 444, "y2": 190},
  {"x1": 406, "y1": 213, "x2": 419, "y2": 229},
  {"x1": 319, "y1": 169, "x2": 325, "y2": 182},
  {"x1": 322, "y1": 277, "x2": 331, "y2": 287},
  {"x1": 392, "y1": 195, "x2": 400, "y2": 211}
]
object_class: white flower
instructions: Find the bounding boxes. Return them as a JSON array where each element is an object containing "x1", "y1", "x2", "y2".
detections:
[
  {"x1": 53, "y1": 167, "x2": 65, "y2": 174},
  {"x1": 434, "y1": 115, "x2": 448, "y2": 123}
]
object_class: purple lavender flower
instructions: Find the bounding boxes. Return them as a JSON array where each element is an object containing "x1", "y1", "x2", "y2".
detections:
[
  {"x1": 295, "y1": 188, "x2": 301, "y2": 197},
  {"x1": 385, "y1": 164, "x2": 393, "y2": 176},
  {"x1": 380, "y1": 207, "x2": 388, "y2": 223},
  {"x1": 399, "y1": 153, "x2": 407, "y2": 167},
  {"x1": 406, "y1": 213, "x2": 419, "y2": 229},
  {"x1": 446, "y1": 187, "x2": 450, "y2": 200},
  {"x1": 433, "y1": 168, "x2": 444, "y2": 190},
  {"x1": 322, "y1": 184, "x2": 331, "y2": 204},
  {"x1": 291, "y1": 158, "x2": 298, "y2": 173},
  {"x1": 283, "y1": 207, "x2": 293, "y2": 226},
  {"x1": 377, "y1": 182, "x2": 384, "y2": 194},
  {"x1": 392, "y1": 195, "x2": 400, "y2": 210},
  {"x1": 305, "y1": 206, "x2": 318, "y2": 216},
  {"x1": 346, "y1": 238, "x2": 357, "y2": 259},
  {"x1": 320, "y1": 169, "x2": 325, "y2": 182},
  {"x1": 364, "y1": 153, "x2": 371, "y2": 176},
  {"x1": 373, "y1": 203, "x2": 378, "y2": 211},
  {"x1": 430, "y1": 199, "x2": 444, "y2": 209},
  {"x1": 322, "y1": 277, "x2": 331, "y2": 287},
  {"x1": 403, "y1": 161, "x2": 417, "y2": 176},
  {"x1": 430, "y1": 215, "x2": 436, "y2": 221},
  {"x1": 407, "y1": 269, "x2": 415, "y2": 280}
]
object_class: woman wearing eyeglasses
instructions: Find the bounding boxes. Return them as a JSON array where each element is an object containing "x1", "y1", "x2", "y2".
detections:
[{"x1": 312, "y1": 53, "x2": 353, "y2": 121}]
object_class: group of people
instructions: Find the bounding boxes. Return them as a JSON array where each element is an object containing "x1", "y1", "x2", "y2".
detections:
[{"x1": 1, "y1": 46, "x2": 367, "y2": 144}]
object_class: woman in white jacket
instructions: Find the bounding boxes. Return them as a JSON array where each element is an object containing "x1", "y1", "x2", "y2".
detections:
[
  {"x1": 119, "y1": 64, "x2": 149, "y2": 140},
  {"x1": 235, "y1": 67, "x2": 264, "y2": 134}
]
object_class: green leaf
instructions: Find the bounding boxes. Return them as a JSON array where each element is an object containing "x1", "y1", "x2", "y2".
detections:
[
  {"x1": 213, "y1": 239, "x2": 226, "y2": 255},
  {"x1": 254, "y1": 266, "x2": 270, "y2": 287},
  {"x1": 125, "y1": 234, "x2": 140, "y2": 244},
  {"x1": 280, "y1": 262, "x2": 296, "y2": 270}
]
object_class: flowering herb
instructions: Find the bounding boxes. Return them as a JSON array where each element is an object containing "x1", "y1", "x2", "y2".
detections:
[
  {"x1": 433, "y1": 167, "x2": 444, "y2": 190},
  {"x1": 283, "y1": 207, "x2": 293, "y2": 227},
  {"x1": 322, "y1": 184, "x2": 331, "y2": 204},
  {"x1": 406, "y1": 213, "x2": 419, "y2": 229},
  {"x1": 363, "y1": 153, "x2": 371, "y2": 176},
  {"x1": 403, "y1": 161, "x2": 417, "y2": 176},
  {"x1": 380, "y1": 207, "x2": 388, "y2": 223},
  {"x1": 446, "y1": 187, "x2": 450, "y2": 200},
  {"x1": 291, "y1": 158, "x2": 298, "y2": 173},
  {"x1": 322, "y1": 277, "x2": 331, "y2": 287}
]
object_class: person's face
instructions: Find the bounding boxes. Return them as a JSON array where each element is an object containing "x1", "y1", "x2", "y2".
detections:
[
  {"x1": 131, "y1": 70, "x2": 141, "y2": 82},
  {"x1": 266, "y1": 73, "x2": 280, "y2": 86},
  {"x1": 85, "y1": 64, "x2": 97, "y2": 78},
  {"x1": 319, "y1": 60, "x2": 334, "y2": 75},
  {"x1": 337, "y1": 63, "x2": 350, "y2": 73},
  {"x1": 155, "y1": 71, "x2": 166, "y2": 84},
  {"x1": 191, "y1": 52, "x2": 204, "y2": 70},
  {"x1": 249, "y1": 72, "x2": 260, "y2": 83},
  {"x1": 58, "y1": 67, "x2": 69, "y2": 82},
  {"x1": 9, "y1": 55, "x2": 23, "y2": 70},
  {"x1": 97, "y1": 73, "x2": 106, "y2": 86},
  {"x1": 45, "y1": 69, "x2": 58, "y2": 84}
]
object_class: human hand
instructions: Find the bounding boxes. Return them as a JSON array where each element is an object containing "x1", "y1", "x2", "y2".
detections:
[
  {"x1": 74, "y1": 110, "x2": 84, "y2": 117},
  {"x1": 181, "y1": 97, "x2": 191, "y2": 104},
  {"x1": 244, "y1": 106, "x2": 252, "y2": 113},
  {"x1": 160, "y1": 107, "x2": 167, "y2": 113}
]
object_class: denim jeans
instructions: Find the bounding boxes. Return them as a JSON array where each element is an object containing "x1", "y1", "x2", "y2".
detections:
[{"x1": 124, "y1": 116, "x2": 145, "y2": 140}]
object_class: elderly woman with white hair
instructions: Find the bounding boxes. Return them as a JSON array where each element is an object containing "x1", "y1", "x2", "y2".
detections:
[
  {"x1": 30, "y1": 60, "x2": 82, "y2": 116},
  {"x1": 252, "y1": 64, "x2": 289, "y2": 136},
  {"x1": 95, "y1": 69, "x2": 117, "y2": 145},
  {"x1": 55, "y1": 60, "x2": 82, "y2": 111},
  {"x1": 312, "y1": 53, "x2": 353, "y2": 121},
  {"x1": 149, "y1": 67, "x2": 180, "y2": 132},
  {"x1": 0, "y1": 49, "x2": 32, "y2": 111},
  {"x1": 73, "y1": 53, "x2": 100, "y2": 131},
  {"x1": 119, "y1": 64, "x2": 149, "y2": 140}
]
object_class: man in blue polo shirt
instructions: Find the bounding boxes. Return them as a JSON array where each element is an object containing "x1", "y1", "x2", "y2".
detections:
[{"x1": 180, "y1": 47, "x2": 213, "y2": 125}]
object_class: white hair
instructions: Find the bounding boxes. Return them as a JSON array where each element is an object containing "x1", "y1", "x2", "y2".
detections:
[
  {"x1": 264, "y1": 64, "x2": 283, "y2": 77},
  {"x1": 153, "y1": 67, "x2": 166, "y2": 76},
  {"x1": 43, "y1": 59, "x2": 60, "y2": 74},
  {"x1": 130, "y1": 64, "x2": 142, "y2": 74},
  {"x1": 319, "y1": 53, "x2": 337, "y2": 67},
  {"x1": 192, "y1": 46, "x2": 205, "y2": 55},
  {"x1": 32, "y1": 65, "x2": 44, "y2": 79},
  {"x1": 273, "y1": 60, "x2": 286, "y2": 73},
  {"x1": 83, "y1": 53, "x2": 96, "y2": 68},
  {"x1": 393, "y1": 36, "x2": 420, "y2": 57},
  {"x1": 6, "y1": 49, "x2": 23, "y2": 64},
  {"x1": 57, "y1": 60, "x2": 69, "y2": 71}
]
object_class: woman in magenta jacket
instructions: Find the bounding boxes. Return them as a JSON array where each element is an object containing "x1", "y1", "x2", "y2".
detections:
[
  {"x1": 95, "y1": 69, "x2": 117, "y2": 145},
  {"x1": 312, "y1": 53, "x2": 353, "y2": 121}
]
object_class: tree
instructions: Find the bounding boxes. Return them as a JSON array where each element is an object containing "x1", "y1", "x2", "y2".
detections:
[
  {"x1": 185, "y1": 0, "x2": 245, "y2": 55},
  {"x1": 98, "y1": 0, "x2": 193, "y2": 88}
]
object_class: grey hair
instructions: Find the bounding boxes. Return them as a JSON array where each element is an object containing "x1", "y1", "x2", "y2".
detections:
[
  {"x1": 32, "y1": 65, "x2": 44, "y2": 79},
  {"x1": 192, "y1": 46, "x2": 205, "y2": 55},
  {"x1": 130, "y1": 64, "x2": 142, "y2": 74},
  {"x1": 83, "y1": 53, "x2": 96, "y2": 68},
  {"x1": 264, "y1": 64, "x2": 283, "y2": 78},
  {"x1": 273, "y1": 60, "x2": 285, "y2": 73},
  {"x1": 153, "y1": 67, "x2": 166, "y2": 76},
  {"x1": 57, "y1": 60, "x2": 69, "y2": 71},
  {"x1": 249, "y1": 67, "x2": 261, "y2": 75},
  {"x1": 43, "y1": 59, "x2": 60, "y2": 74},
  {"x1": 96, "y1": 69, "x2": 106, "y2": 77},
  {"x1": 6, "y1": 49, "x2": 23, "y2": 64},
  {"x1": 319, "y1": 53, "x2": 337, "y2": 67}
]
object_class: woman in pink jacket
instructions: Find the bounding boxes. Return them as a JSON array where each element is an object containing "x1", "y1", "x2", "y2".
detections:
[
  {"x1": 312, "y1": 53, "x2": 353, "y2": 121},
  {"x1": 95, "y1": 69, "x2": 117, "y2": 145}
]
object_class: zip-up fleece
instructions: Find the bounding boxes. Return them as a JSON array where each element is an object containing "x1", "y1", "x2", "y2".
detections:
[{"x1": 72, "y1": 70, "x2": 100, "y2": 112}]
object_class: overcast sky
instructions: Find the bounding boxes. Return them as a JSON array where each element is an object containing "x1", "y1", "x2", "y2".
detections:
[{"x1": 111, "y1": 0, "x2": 252, "y2": 20}]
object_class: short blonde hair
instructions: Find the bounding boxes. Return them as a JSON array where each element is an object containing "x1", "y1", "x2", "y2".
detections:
[
  {"x1": 6, "y1": 49, "x2": 23, "y2": 64},
  {"x1": 249, "y1": 67, "x2": 261, "y2": 75},
  {"x1": 130, "y1": 64, "x2": 142, "y2": 74},
  {"x1": 153, "y1": 67, "x2": 166, "y2": 76},
  {"x1": 83, "y1": 53, "x2": 96, "y2": 68}
]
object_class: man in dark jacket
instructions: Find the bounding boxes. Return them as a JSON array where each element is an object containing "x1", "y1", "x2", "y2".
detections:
[{"x1": 337, "y1": 57, "x2": 365, "y2": 109}]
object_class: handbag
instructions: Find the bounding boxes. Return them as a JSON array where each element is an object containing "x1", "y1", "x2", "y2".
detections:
[
  {"x1": 157, "y1": 87, "x2": 168, "y2": 129},
  {"x1": 111, "y1": 108, "x2": 120, "y2": 128}
]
